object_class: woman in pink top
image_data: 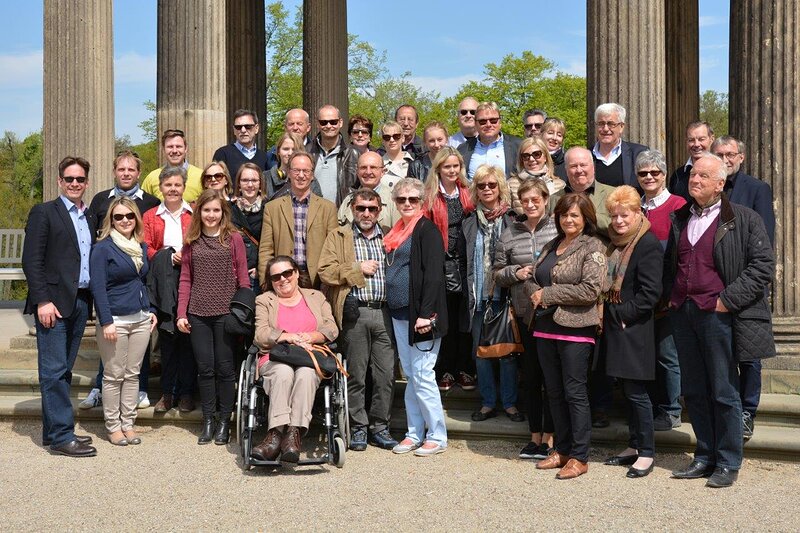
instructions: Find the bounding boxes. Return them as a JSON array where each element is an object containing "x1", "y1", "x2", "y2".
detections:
[{"x1": 251, "y1": 256, "x2": 338, "y2": 463}]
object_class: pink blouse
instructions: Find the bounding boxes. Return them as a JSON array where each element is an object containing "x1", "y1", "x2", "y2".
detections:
[{"x1": 258, "y1": 297, "x2": 318, "y2": 367}]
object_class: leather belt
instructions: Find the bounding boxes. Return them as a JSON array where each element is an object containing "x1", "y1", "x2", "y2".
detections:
[{"x1": 357, "y1": 301, "x2": 385, "y2": 309}]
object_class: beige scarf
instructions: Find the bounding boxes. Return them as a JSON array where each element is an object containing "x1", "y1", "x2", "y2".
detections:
[{"x1": 110, "y1": 229, "x2": 144, "y2": 272}]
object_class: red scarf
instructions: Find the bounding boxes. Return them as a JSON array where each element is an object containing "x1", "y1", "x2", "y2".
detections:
[
  {"x1": 384, "y1": 211, "x2": 424, "y2": 252},
  {"x1": 426, "y1": 184, "x2": 475, "y2": 250}
]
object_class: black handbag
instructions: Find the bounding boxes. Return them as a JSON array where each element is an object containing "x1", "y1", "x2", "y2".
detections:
[
  {"x1": 477, "y1": 297, "x2": 524, "y2": 358},
  {"x1": 444, "y1": 254, "x2": 462, "y2": 293},
  {"x1": 267, "y1": 342, "x2": 348, "y2": 380}
]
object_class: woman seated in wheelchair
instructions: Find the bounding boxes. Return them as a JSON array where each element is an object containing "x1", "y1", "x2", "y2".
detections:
[{"x1": 252, "y1": 255, "x2": 338, "y2": 462}]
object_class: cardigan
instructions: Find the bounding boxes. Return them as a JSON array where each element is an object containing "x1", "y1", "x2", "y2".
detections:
[
  {"x1": 253, "y1": 288, "x2": 338, "y2": 351},
  {"x1": 142, "y1": 205, "x2": 192, "y2": 260},
  {"x1": 89, "y1": 238, "x2": 152, "y2": 326}
]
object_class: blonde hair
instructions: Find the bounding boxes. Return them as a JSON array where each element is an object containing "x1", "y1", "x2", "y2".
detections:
[
  {"x1": 470, "y1": 165, "x2": 511, "y2": 207},
  {"x1": 605, "y1": 185, "x2": 642, "y2": 214},
  {"x1": 98, "y1": 196, "x2": 144, "y2": 243},
  {"x1": 423, "y1": 147, "x2": 469, "y2": 211},
  {"x1": 517, "y1": 136, "x2": 555, "y2": 176},
  {"x1": 201, "y1": 161, "x2": 233, "y2": 197}
]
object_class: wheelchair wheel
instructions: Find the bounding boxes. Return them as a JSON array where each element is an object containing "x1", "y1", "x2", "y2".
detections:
[
  {"x1": 333, "y1": 436, "x2": 346, "y2": 468},
  {"x1": 235, "y1": 361, "x2": 246, "y2": 444},
  {"x1": 335, "y1": 359, "x2": 350, "y2": 447}
]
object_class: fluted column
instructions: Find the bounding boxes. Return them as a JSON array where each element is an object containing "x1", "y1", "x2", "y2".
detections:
[
  {"x1": 43, "y1": 0, "x2": 114, "y2": 201},
  {"x1": 587, "y1": 0, "x2": 666, "y2": 151},
  {"x1": 157, "y1": 0, "x2": 227, "y2": 167},
  {"x1": 303, "y1": 0, "x2": 348, "y2": 135},
  {"x1": 730, "y1": 1, "x2": 800, "y2": 366},
  {"x1": 226, "y1": 0, "x2": 266, "y2": 147},
  {"x1": 665, "y1": 0, "x2": 699, "y2": 171}
]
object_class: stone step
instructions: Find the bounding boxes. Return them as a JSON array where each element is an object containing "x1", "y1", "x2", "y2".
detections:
[
  {"x1": 10, "y1": 332, "x2": 98, "y2": 352},
  {"x1": 0, "y1": 348, "x2": 101, "y2": 371}
]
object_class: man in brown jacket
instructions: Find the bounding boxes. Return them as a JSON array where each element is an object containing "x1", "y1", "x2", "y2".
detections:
[
  {"x1": 258, "y1": 152, "x2": 338, "y2": 288},
  {"x1": 318, "y1": 188, "x2": 398, "y2": 452}
]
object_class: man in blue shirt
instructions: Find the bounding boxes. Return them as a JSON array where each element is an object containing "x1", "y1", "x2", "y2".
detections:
[
  {"x1": 457, "y1": 101, "x2": 522, "y2": 180},
  {"x1": 212, "y1": 109, "x2": 270, "y2": 186}
]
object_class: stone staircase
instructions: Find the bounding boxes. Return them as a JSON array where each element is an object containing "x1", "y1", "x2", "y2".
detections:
[{"x1": 1, "y1": 329, "x2": 799, "y2": 460}]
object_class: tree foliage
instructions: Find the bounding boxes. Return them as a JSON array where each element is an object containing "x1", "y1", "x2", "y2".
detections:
[{"x1": 700, "y1": 90, "x2": 729, "y2": 137}]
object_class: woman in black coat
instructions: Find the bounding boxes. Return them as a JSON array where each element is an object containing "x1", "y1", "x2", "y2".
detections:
[
  {"x1": 229, "y1": 162, "x2": 265, "y2": 293},
  {"x1": 601, "y1": 185, "x2": 663, "y2": 478}
]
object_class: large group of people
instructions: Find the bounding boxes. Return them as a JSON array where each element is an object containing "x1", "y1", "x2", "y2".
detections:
[{"x1": 22, "y1": 99, "x2": 776, "y2": 489}]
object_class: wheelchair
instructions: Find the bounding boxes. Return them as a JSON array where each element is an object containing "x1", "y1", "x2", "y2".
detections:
[{"x1": 235, "y1": 344, "x2": 349, "y2": 470}]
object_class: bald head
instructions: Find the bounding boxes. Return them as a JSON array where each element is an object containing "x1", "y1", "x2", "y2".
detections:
[
  {"x1": 285, "y1": 108, "x2": 310, "y2": 136},
  {"x1": 565, "y1": 147, "x2": 595, "y2": 193},
  {"x1": 357, "y1": 151, "x2": 385, "y2": 189}
]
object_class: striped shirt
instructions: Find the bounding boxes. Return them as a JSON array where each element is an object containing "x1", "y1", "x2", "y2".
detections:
[
  {"x1": 351, "y1": 223, "x2": 386, "y2": 302},
  {"x1": 291, "y1": 193, "x2": 309, "y2": 269}
]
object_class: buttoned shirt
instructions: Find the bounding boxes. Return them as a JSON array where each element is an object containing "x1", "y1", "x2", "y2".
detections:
[
  {"x1": 641, "y1": 188, "x2": 672, "y2": 213},
  {"x1": 60, "y1": 195, "x2": 91, "y2": 288},
  {"x1": 687, "y1": 199, "x2": 721, "y2": 245},
  {"x1": 235, "y1": 141, "x2": 257, "y2": 160},
  {"x1": 157, "y1": 201, "x2": 193, "y2": 251},
  {"x1": 291, "y1": 192, "x2": 310, "y2": 269},
  {"x1": 448, "y1": 131, "x2": 470, "y2": 148},
  {"x1": 351, "y1": 224, "x2": 386, "y2": 303},
  {"x1": 592, "y1": 140, "x2": 622, "y2": 166},
  {"x1": 468, "y1": 133, "x2": 506, "y2": 179}
]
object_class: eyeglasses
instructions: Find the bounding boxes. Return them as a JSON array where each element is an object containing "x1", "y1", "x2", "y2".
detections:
[
  {"x1": 714, "y1": 152, "x2": 741, "y2": 160},
  {"x1": 233, "y1": 123, "x2": 256, "y2": 131},
  {"x1": 318, "y1": 119, "x2": 340, "y2": 126},
  {"x1": 382, "y1": 133, "x2": 402, "y2": 142},
  {"x1": 521, "y1": 151, "x2": 544, "y2": 160},
  {"x1": 62, "y1": 176, "x2": 87, "y2": 184},
  {"x1": 596, "y1": 121, "x2": 622, "y2": 129},
  {"x1": 112, "y1": 212, "x2": 136, "y2": 221},
  {"x1": 354, "y1": 205, "x2": 380, "y2": 213},
  {"x1": 291, "y1": 168, "x2": 312, "y2": 176},
  {"x1": 204, "y1": 173, "x2": 226, "y2": 182},
  {"x1": 351, "y1": 129, "x2": 370, "y2": 136},
  {"x1": 239, "y1": 179, "x2": 260, "y2": 184},
  {"x1": 637, "y1": 170, "x2": 663, "y2": 177},
  {"x1": 269, "y1": 268, "x2": 296, "y2": 283},
  {"x1": 460, "y1": 109, "x2": 477, "y2": 116},
  {"x1": 395, "y1": 196, "x2": 421, "y2": 205},
  {"x1": 477, "y1": 117, "x2": 500, "y2": 126},
  {"x1": 476, "y1": 182, "x2": 498, "y2": 191}
]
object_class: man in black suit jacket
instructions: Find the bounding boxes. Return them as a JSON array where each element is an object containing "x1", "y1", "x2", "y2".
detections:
[
  {"x1": 211, "y1": 109, "x2": 270, "y2": 187},
  {"x1": 457, "y1": 101, "x2": 522, "y2": 180},
  {"x1": 591, "y1": 103, "x2": 648, "y2": 190},
  {"x1": 712, "y1": 136, "x2": 776, "y2": 442},
  {"x1": 22, "y1": 156, "x2": 98, "y2": 457},
  {"x1": 87, "y1": 150, "x2": 160, "y2": 225},
  {"x1": 668, "y1": 121, "x2": 716, "y2": 202}
]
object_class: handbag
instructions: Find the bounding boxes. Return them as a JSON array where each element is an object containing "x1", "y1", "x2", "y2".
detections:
[
  {"x1": 266, "y1": 342, "x2": 348, "y2": 380},
  {"x1": 477, "y1": 297, "x2": 524, "y2": 358},
  {"x1": 444, "y1": 254, "x2": 462, "y2": 293}
]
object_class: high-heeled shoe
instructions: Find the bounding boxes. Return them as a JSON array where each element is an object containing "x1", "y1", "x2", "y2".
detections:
[
  {"x1": 214, "y1": 417, "x2": 230, "y2": 445},
  {"x1": 198, "y1": 416, "x2": 215, "y2": 445},
  {"x1": 626, "y1": 462, "x2": 654, "y2": 478}
]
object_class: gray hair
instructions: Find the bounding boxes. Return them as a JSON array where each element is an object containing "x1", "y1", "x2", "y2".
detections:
[
  {"x1": 594, "y1": 102, "x2": 627, "y2": 123},
  {"x1": 694, "y1": 152, "x2": 727, "y2": 181},
  {"x1": 392, "y1": 177, "x2": 426, "y2": 202},
  {"x1": 711, "y1": 135, "x2": 745, "y2": 155},
  {"x1": 523, "y1": 108, "x2": 548, "y2": 123},
  {"x1": 159, "y1": 165, "x2": 187, "y2": 185},
  {"x1": 635, "y1": 149, "x2": 667, "y2": 175}
]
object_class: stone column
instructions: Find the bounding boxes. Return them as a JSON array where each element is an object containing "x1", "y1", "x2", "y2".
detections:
[
  {"x1": 157, "y1": 0, "x2": 227, "y2": 167},
  {"x1": 303, "y1": 0, "x2": 349, "y2": 135},
  {"x1": 730, "y1": 1, "x2": 800, "y2": 373},
  {"x1": 665, "y1": 0, "x2": 699, "y2": 171},
  {"x1": 43, "y1": 0, "x2": 115, "y2": 201},
  {"x1": 226, "y1": 0, "x2": 266, "y2": 148},
  {"x1": 586, "y1": 0, "x2": 666, "y2": 151}
]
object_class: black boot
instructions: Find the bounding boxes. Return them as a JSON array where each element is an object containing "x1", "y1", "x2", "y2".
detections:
[
  {"x1": 198, "y1": 416, "x2": 215, "y2": 445},
  {"x1": 214, "y1": 416, "x2": 231, "y2": 445}
]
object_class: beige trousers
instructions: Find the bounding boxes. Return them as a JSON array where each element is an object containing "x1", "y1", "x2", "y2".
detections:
[
  {"x1": 96, "y1": 317, "x2": 151, "y2": 433},
  {"x1": 260, "y1": 360, "x2": 320, "y2": 430}
]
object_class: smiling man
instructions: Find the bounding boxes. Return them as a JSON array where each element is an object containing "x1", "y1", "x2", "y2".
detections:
[
  {"x1": 449, "y1": 97, "x2": 479, "y2": 147},
  {"x1": 88, "y1": 150, "x2": 160, "y2": 228},
  {"x1": 457, "y1": 101, "x2": 522, "y2": 180},
  {"x1": 591, "y1": 103, "x2": 648, "y2": 189},
  {"x1": 337, "y1": 151, "x2": 399, "y2": 227},
  {"x1": 552, "y1": 146, "x2": 615, "y2": 237},
  {"x1": 212, "y1": 109, "x2": 269, "y2": 185},
  {"x1": 306, "y1": 104, "x2": 359, "y2": 205},
  {"x1": 668, "y1": 121, "x2": 716, "y2": 202},
  {"x1": 140, "y1": 129, "x2": 204, "y2": 202}
]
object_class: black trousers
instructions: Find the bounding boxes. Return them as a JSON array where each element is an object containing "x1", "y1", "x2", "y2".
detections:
[
  {"x1": 188, "y1": 314, "x2": 236, "y2": 418},
  {"x1": 435, "y1": 292, "x2": 474, "y2": 378},
  {"x1": 159, "y1": 327, "x2": 196, "y2": 397},
  {"x1": 621, "y1": 378, "x2": 655, "y2": 458},
  {"x1": 517, "y1": 318, "x2": 553, "y2": 434},
  {"x1": 536, "y1": 337, "x2": 592, "y2": 462}
]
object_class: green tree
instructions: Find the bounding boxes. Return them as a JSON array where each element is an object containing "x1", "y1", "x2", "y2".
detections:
[
  {"x1": 700, "y1": 90, "x2": 729, "y2": 137},
  {"x1": 137, "y1": 100, "x2": 157, "y2": 143},
  {"x1": 264, "y1": 2, "x2": 303, "y2": 146}
]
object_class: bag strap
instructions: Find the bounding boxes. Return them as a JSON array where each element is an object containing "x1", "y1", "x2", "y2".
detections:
[{"x1": 301, "y1": 344, "x2": 349, "y2": 380}]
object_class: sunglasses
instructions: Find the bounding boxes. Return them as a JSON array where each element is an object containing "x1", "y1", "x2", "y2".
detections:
[
  {"x1": 524, "y1": 123, "x2": 543, "y2": 130},
  {"x1": 354, "y1": 205, "x2": 380, "y2": 213},
  {"x1": 319, "y1": 119, "x2": 340, "y2": 126},
  {"x1": 62, "y1": 176, "x2": 87, "y2": 184},
  {"x1": 637, "y1": 170, "x2": 663, "y2": 177},
  {"x1": 476, "y1": 182, "x2": 498, "y2": 191},
  {"x1": 204, "y1": 173, "x2": 227, "y2": 181},
  {"x1": 112, "y1": 212, "x2": 136, "y2": 221},
  {"x1": 477, "y1": 117, "x2": 500, "y2": 126},
  {"x1": 395, "y1": 196, "x2": 421, "y2": 205},
  {"x1": 234, "y1": 123, "x2": 256, "y2": 131},
  {"x1": 460, "y1": 109, "x2": 477, "y2": 116},
  {"x1": 269, "y1": 268, "x2": 296, "y2": 283},
  {"x1": 521, "y1": 151, "x2": 544, "y2": 160},
  {"x1": 382, "y1": 133, "x2": 402, "y2": 141},
  {"x1": 351, "y1": 128, "x2": 370, "y2": 136}
]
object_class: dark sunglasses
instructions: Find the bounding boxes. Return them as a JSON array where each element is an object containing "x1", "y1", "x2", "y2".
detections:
[
  {"x1": 163, "y1": 129, "x2": 185, "y2": 137},
  {"x1": 521, "y1": 151, "x2": 544, "y2": 160},
  {"x1": 476, "y1": 182, "x2": 498, "y2": 191},
  {"x1": 319, "y1": 119, "x2": 340, "y2": 126},
  {"x1": 637, "y1": 170, "x2": 663, "y2": 177},
  {"x1": 62, "y1": 176, "x2": 87, "y2": 184},
  {"x1": 351, "y1": 128, "x2": 370, "y2": 136},
  {"x1": 460, "y1": 109, "x2": 477, "y2": 116},
  {"x1": 354, "y1": 205, "x2": 380, "y2": 213},
  {"x1": 395, "y1": 196, "x2": 421, "y2": 205},
  {"x1": 204, "y1": 173, "x2": 227, "y2": 181},
  {"x1": 477, "y1": 117, "x2": 500, "y2": 126},
  {"x1": 112, "y1": 212, "x2": 136, "y2": 221},
  {"x1": 524, "y1": 123, "x2": 544, "y2": 130},
  {"x1": 234, "y1": 123, "x2": 256, "y2": 131},
  {"x1": 269, "y1": 268, "x2": 296, "y2": 283},
  {"x1": 382, "y1": 133, "x2": 402, "y2": 141}
]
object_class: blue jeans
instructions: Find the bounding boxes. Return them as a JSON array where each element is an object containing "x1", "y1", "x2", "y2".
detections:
[
  {"x1": 391, "y1": 316, "x2": 447, "y2": 446},
  {"x1": 670, "y1": 301, "x2": 742, "y2": 470},
  {"x1": 36, "y1": 293, "x2": 89, "y2": 446},
  {"x1": 471, "y1": 303, "x2": 518, "y2": 410},
  {"x1": 654, "y1": 316, "x2": 682, "y2": 418},
  {"x1": 739, "y1": 359, "x2": 762, "y2": 417}
]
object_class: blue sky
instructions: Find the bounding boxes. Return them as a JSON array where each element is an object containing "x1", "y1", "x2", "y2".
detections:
[{"x1": 1, "y1": 0, "x2": 730, "y2": 144}]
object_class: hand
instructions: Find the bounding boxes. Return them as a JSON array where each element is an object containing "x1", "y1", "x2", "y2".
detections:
[
  {"x1": 37, "y1": 302, "x2": 61, "y2": 329},
  {"x1": 515, "y1": 265, "x2": 533, "y2": 281},
  {"x1": 360, "y1": 260, "x2": 379, "y2": 276},
  {"x1": 530, "y1": 289, "x2": 544, "y2": 309},
  {"x1": 172, "y1": 251, "x2": 182, "y2": 266},
  {"x1": 414, "y1": 317, "x2": 432, "y2": 334},
  {"x1": 149, "y1": 313, "x2": 158, "y2": 332},
  {"x1": 715, "y1": 298, "x2": 729, "y2": 313},
  {"x1": 102, "y1": 323, "x2": 117, "y2": 342},
  {"x1": 176, "y1": 318, "x2": 191, "y2": 334}
]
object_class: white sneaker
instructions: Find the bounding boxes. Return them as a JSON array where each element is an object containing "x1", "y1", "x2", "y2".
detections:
[
  {"x1": 79, "y1": 388, "x2": 102, "y2": 410},
  {"x1": 136, "y1": 391, "x2": 150, "y2": 409}
]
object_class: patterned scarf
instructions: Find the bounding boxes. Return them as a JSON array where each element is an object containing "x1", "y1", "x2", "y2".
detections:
[
  {"x1": 110, "y1": 229, "x2": 144, "y2": 272},
  {"x1": 235, "y1": 195, "x2": 263, "y2": 213},
  {"x1": 604, "y1": 215, "x2": 650, "y2": 303}
]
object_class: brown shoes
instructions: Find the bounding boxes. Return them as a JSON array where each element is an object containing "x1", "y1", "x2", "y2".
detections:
[
  {"x1": 536, "y1": 451, "x2": 569, "y2": 470},
  {"x1": 153, "y1": 394, "x2": 173, "y2": 413},
  {"x1": 178, "y1": 395, "x2": 195, "y2": 412},
  {"x1": 556, "y1": 458, "x2": 589, "y2": 479},
  {"x1": 251, "y1": 428, "x2": 283, "y2": 461},
  {"x1": 280, "y1": 426, "x2": 303, "y2": 463}
]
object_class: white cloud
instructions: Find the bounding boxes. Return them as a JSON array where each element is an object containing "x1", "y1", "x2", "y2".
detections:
[
  {"x1": 114, "y1": 52, "x2": 157, "y2": 85},
  {"x1": 561, "y1": 61, "x2": 586, "y2": 76},
  {"x1": 699, "y1": 16, "x2": 724, "y2": 28},
  {"x1": 0, "y1": 50, "x2": 43, "y2": 89},
  {"x1": 406, "y1": 74, "x2": 480, "y2": 97},
  {"x1": 700, "y1": 56, "x2": 720, "y2": 70}
]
